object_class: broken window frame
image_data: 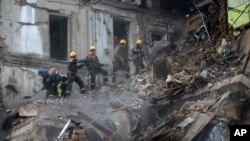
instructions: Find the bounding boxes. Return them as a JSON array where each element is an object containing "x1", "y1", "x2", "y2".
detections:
[{"x1": 49, "y1": 14, "x2": 69, "y2": 61}]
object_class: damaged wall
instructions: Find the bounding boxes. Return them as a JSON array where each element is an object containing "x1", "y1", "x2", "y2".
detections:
[
  {"x1": 0, "y1": 0, "x2": 48, "y2": 57},
  {"x1": 0, "y1": 0, "x2": 182, "y2": 61},
  {"x1": 0, "y1": 0, "x2": 185, "y2": 107},
  {"x1": 1, "y1": 65, "x2": 44, "y2": 108}
]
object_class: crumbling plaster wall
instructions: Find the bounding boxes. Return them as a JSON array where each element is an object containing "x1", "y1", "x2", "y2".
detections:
[
  {"x1": 90, "y1": 3, "x2": 140, "y2": 67},
  {"x1": 0, "y1": 0, "x2": 48, "y2": 57},
  {"x1": 0, "y1": 0, "x2": 185, "y2": 106},
  {"x1": 1, "y1": 65, "x2": 44, "y2": 108},
  {"x1": 136, "y1": 11, "x2": 185, "y2": 45}
]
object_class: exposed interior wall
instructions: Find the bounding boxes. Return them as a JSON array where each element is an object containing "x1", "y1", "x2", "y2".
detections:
[
  {"x1": 87, "y1": 11, "x2": 114, "y2": 66},
  {"x1": 0, "y1": 66, "x2": 44, "y2": 108}
]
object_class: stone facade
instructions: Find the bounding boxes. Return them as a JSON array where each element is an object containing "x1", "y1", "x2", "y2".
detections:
[{"x1": 0, "y1": 0, "x2": 185, "y2": 107}]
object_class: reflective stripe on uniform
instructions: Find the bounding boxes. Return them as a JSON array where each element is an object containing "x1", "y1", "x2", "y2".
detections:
[{"x1": 57, "y1": 83, "x2": 62, "y2": 97}]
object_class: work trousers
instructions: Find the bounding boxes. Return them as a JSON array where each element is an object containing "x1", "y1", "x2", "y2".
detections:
[
  {"x1": 89, "y1": 67, "x2": 108, "y2": 90},
  {"x1": 112, "y1": 61, "x2": 130, "y2": 83},
  {"x1": 66, "y1": 72, "x2": 85, "y2": 94},
  {"x1": 133, "y1": 59, "x2": 145, "y2": 74}
]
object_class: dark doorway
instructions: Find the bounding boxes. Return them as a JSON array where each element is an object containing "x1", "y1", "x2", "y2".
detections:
[
  {"x1": 49, "y1": 15, "x2": 68, "y2": 60},
  {"x1": 113, "y1": 20, "x2": 129, "y2": 47}
]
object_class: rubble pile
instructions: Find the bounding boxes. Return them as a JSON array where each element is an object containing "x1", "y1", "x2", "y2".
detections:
[
  {"x1": 61, "y1": 127, "x2": 87, "y2": 141},
  {"x1": 135, "y1": 35, "x2": 239, "y2": 100},
  {"x1": 131, "y1": 4, "x2": 250, "y2": 140},
  {"x1": 138, "y1": 89, "x2": 244, "y2": 141}
]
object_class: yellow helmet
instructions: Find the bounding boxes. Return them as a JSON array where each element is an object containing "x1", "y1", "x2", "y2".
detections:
[
  {"x1": 136, "y1": 39, "x2": 142, "y2": 45},
  {"x1": 89, "y1": 45, "x2": 96, "y2": 51},
  {"x1": 120, "y1": 39, "x2": 126, "y2": 44},
  {"x1": 70, "y1": 51, "x2": 77, "y2": 57}
]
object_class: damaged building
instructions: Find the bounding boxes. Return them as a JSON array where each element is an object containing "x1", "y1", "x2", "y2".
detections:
[
  {"x1": 0, "y1": 0, "x2": 184, "y2": 107},
  {"x1": 1, "y1": 0, "x2": 250, "y2": 141}
]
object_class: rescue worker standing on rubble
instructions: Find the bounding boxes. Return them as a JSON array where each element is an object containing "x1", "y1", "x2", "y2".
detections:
[
  {"x1": 85, "y1": 45, "x2": 108, "y2": 90},
  {"x1": 131, "y1": 39, "x2": 145, "y2": 74},
  {"x1": 66, "y1": 51, "x2": 86, "y2": 95},
  {"x1": 112, "y1": 39, "x2": 130, "y2": 83}
]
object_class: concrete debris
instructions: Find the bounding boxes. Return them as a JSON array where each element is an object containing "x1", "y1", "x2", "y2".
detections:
[
  {"x1": 176, "y1": 117, "x2": 194, "y2": 128},
  {"x1": 166, "y1": 74, "x2": 183, "y2": 84},
  {"x1": 195, "y1": 122, "x2": 230, "y2": 141},
  {"x1": 1, "y1": 0, "x2": 250, "y2": 141},
  {"x1": 19, "y1": 101, "x2": 44, "y2": 117},
  {"x1": 180, "y1": 111, "x2": 216, "y2": 141}
]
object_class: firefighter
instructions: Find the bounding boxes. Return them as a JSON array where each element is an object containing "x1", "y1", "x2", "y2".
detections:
[
  {"x1": 38, "y1": 68, "x2": 68, "y2": 98},
  {"x1": 38, "y1": 69, "x2": 51, "y2": 99},
  {"x1": 66, "y1": 51, "x2": 86, "y2": 95},
  {"x1": 130, "y1": 39, "x2": 145, "y2": 74},
  {"x1": 48, "y1": 67, "x2": 68, "y2": 98},
  {"x1": 112, "y1": 39, "x2": 130, "y2": 83},
  {"x1": 48, "y1": 67, "x2": 62, "y2": 98},
  {"x1": 85, "y1": 45, "x2": 108, "y2": 90}
]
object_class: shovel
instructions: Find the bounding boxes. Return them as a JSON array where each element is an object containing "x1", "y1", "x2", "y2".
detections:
[{"x1": 23, "y1": 88, "x2": 43, "y2": 99}]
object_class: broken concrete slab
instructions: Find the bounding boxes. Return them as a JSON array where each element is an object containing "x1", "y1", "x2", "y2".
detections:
[
  {"x1": 184, "y1": 74, "x2": 250, "y2": 99},
  {"x1": 19, "y1": 106, "x2": 38, "y2": 117},
  {"x1": 180, "y1": 111, "x2": 216, "y2": 141},
  {"x1": 19, "y1": 101, "x2": 44, "y2": 117},
  {"x1": 195, "y1": 122, "x2": 230, "y2": 141},
  {"x1": 176, "y1": 117, "x2": 194, "y2": 129}
]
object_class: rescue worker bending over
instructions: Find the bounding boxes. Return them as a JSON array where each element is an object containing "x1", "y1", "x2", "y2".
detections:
[
  {"x1": 112, "y1": 39, "x2": 130, "y2": 83},
  {"x1": 130, "y1": 39, "x2": 145, "y2": 74},
  {"x1": 85, "y1": 45, "x2": 108, "y2": 90},
  {"x1": 66, "y1": 51, "x2": 86, "y2": 95},
  {"x1": 38, "y1": 68, "x2": 68, "y2": 98},
  {"x1": 49, "y1": 67, "x2": 61, "y2": 97},
  {"x1": 38, "y1": 69, "x2": 51, "y2": 99},
  {"x1": 49, "y1": 67, "x2": 68, "y2": 98}
]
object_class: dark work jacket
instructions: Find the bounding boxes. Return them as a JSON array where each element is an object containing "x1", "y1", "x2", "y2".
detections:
[
  {"x1": 68, "y1": 58, "x2": 78, "y2": 73},
  {"x1": 131, "y1": 47, "x2": 144, "y2": 60},
  {"x1": 86, "y1": 52, "x2": 99, "y2": 70},
  {"x1": 113, "y1": 45, "x2": 129, "y2": 64}
]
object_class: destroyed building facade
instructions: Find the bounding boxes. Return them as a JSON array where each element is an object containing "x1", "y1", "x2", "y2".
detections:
[
  {"x1": 1, "y1": 0, "x2": 250, "y2": 141},
  {"x1": 0, "y1": 0, "x2": 185, "y2": 107}
]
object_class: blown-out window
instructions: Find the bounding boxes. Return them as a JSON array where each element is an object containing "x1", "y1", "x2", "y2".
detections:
[{"x1": 49, "y1": 15, "x2": 68, "y2": 60}]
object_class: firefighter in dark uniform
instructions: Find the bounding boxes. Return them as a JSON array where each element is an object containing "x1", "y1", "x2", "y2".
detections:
[
  {"x1": 112, "y1": 39, "x2": 130, "y2": 83},
  {"x1": 130, "y1": 39, "x2": 145, "y2": 74},
  {"x1": 48, "y1": 67, "x2": 62, "y2": 98},
  {"x1": 38, "y1": 69, "x2": 51, "y2": 99},
  {"x1": 38, "y1": 68, "x2": 68, "y2": 98},
  {"x1": 85, "y1": 45, "x2": 108, "y2": 90},
  {"x1": 48, "y1": 67, "x2": 68, "y2": 98},
  {"x1": 66, "y1": 51, "x2": 85, "y2": 95}
]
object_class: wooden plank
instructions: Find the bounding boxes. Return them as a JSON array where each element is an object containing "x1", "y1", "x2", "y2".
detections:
[{"x1": 180, "y1": 112, "x2": 216, "y2": 141}]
